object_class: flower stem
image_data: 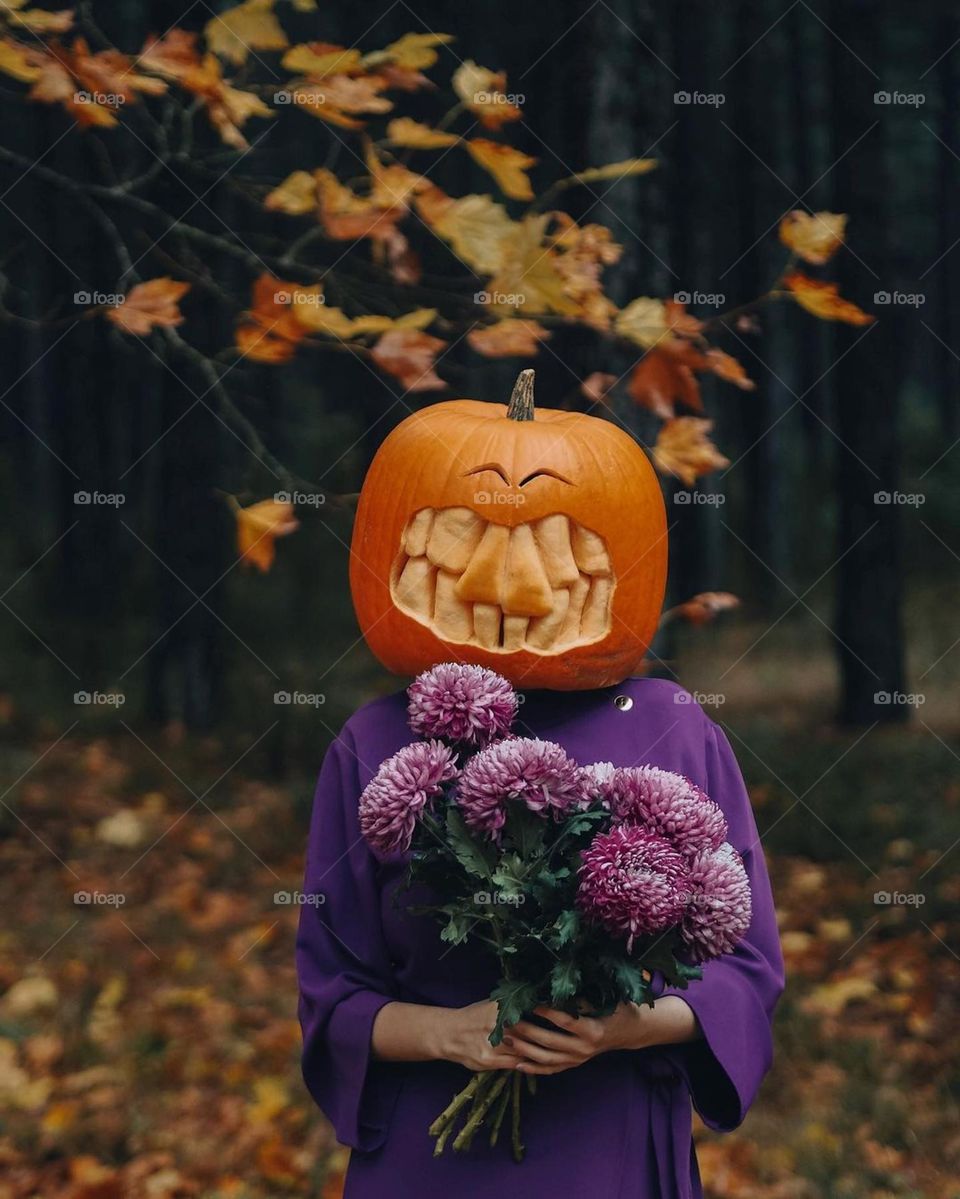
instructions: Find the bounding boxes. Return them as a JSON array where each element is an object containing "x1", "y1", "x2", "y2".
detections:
[
  {"x1": 488, "y1": 1075, "x2": 512, "y2": 1147},
  {"x1": 511, "y1": 1071, "x2": 525, "y2": 1162},
  {"x1": 452, "y1": 1071, "x2": 511, "y2": 1153},
  {"x1": 428, "y1": 1071, "x2": 488, "y2": 1142}
]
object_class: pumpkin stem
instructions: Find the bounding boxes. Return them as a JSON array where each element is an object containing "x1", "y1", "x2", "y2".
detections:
[{"x1": 506, "y1": 369, "x2": 535, "y2": 421}]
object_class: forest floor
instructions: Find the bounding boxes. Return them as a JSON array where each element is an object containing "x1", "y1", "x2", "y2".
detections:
[{"x1": 0, "y1": 612, "x2": 958, "y2": 1199}]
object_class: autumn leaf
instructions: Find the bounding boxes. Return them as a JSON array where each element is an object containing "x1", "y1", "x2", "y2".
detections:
[
  {"x1": 371, "y1": 329, "x2": 447, "y2": 392},
  {"x1": 0, "y1": 35, "x2": 41, "y2": 82},
  {"x1": 652, "y1": 417, "x2": 729, "y2": 485},
  {"x1": 779, "y1": 210, "x2": 847, "y2": 266},
  {"x1": 467, "y1": 319, "x2": 550, "y2": 358},
  {"x1": 452, "y1": 59, "x2": 522, "y2": 128},
  {"x1": 616, "y1": 297, "x2": 669, "y2": 349},
  {"x1": 783, "y1": 271, "x2": 874, "y2": 326},
  {"x1": 627, "y1": 342, "x2": 705, "y2": 418},
  {"x1": 564, "y1": 157, "x2": 657, "y2": 186},
  {"x1": 487, "y1": 213, "x2": 580, "y2": 315},
  {"x1": 466, "y1": 138, "x2": 537, "y2": 201},
  {"x1": 704, "y1": 348, "x2": 755, "y2": 391},
  {"x1": 1, "y1": 4, "x2": 73, "y2": 34},
  {"x1": 235, "y1": 498, "x2": 299, "y2": 573},
  {"x1": 663, "y1": 592, "x2": 741, "y2": 626},
  {"x1": 420, "y1": 191, "x2": 516, "y2": 274},
  {"x1": 281, "y1": 41, "x2": 361, "y2": 77},
  {"x1": 205, "y1": 0, "x2": 288, "y2": 67},
  {"x1": 314, "y1": 168, "x2": 404, "y2": 241},
  {"x1": 290, "y1": 73, "x2": 391, "y2": 129},
  {"x1": 264, "y1": 169, "x2": 317, "y2": 216},
  {"x1": 292, "y1": 300, "x2": 436, "y2": 340},
  {"x1": 386, "y1": 116, "x2": 459, "y2": 149},
  {"x1": 235, "y1": 273, "x2": 306, "y2": 362},
  {"x1": 104, "y1": 278, "x2": 190, "y2": 336},
  {"x1": 580, "y1": 372, "x2": 617, "y2": 405},
  {"x1": 364, "y1": 31, "x2": 453, "y2": 71}
]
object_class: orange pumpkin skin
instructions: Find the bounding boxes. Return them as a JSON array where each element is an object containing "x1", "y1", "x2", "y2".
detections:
[{"x1": 349, "y1": 394, "x2": 667, "y2": 691}]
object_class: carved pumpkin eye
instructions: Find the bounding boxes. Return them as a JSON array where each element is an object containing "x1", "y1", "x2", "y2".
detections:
[
  {"x1": 518, "y1": 468, "x2": 573, "y2": 488},
  {"x1": 465, "y1": 463, "x2": 510, "y2": 486}
]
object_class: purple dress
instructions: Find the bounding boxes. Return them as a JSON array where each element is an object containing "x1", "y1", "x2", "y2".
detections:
[{"x1": 296, "y1": 677, "x2": 784, "y2": 1199}]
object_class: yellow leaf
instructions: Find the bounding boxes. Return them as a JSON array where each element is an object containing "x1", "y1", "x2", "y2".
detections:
[
  {"x1": 0, "y1": 35, "x2": 40, "y2": 82},
  {"x1": 615, "y1": 297, "x2": 668, "y2": 349},
  {"x1": 567, "y1": 157, "x2": 657, "y2": 185},
  {"x1": 467, "y1": 319, "x2": 550, "y2": 358},
  {"x1": 248, "y1": 1077, "x2": 289, "y2": 1124},
  {"x1": 9, "y1": 7, "x2": 73, "y2": 34},
  {"x1": 291, "y1": 298, "x2": 435, "y2": 340},
  {"x1": 281, "y1": 41, "x2": 361, "y2": 77},
  {"x1": 802, "y1": 976, "x2": 877, "y2": 1016},
  {"x1": 291, "y1": 0, "x2": 316, "y2": 9},
  {"x1": 265, "y1": 169, "x2": 317, "y2": 216},
  {"x1": 779, "y1": 210, "x2": 847, "y2": 265},
  {"x1": 105, "y1": 278, "x2": 190, "y2": 336},
  {"x1": 365, "y1": 32, "x2": 454, "y2": 71},
  {"x1": 235, "y1": 498, "x2": 299, "y2": 572},
  {"x1": 452, "y1": 59, "x2": 522, "y2": 128},
  {"x1": 205, "y1": 0, "x2": 288, "y2": 67},
  {"x1": 487, "y1": 213, "x2": 580, "y2": 315},
  {"x1": 386, "y1": 116, "x2": 458, "y2": 149},
  {"x1": 783, "y1": 271, "x2": 874, "y2": 326},
  {"x1": 466, "y1": 138, "x2": 536, "y2": 201},
  {"x1": 652, "y1": 418, "x2": 729, "y2": 486},
  {"x1": 424, "y1": 192, "x2": 516, "y2": 274}
]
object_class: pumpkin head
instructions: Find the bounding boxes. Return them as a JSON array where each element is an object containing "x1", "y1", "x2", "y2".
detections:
[{"x1": 349, "y1": 370, "x2": 667, "y2": 690}]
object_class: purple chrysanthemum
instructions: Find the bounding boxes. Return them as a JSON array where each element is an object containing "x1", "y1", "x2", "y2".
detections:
[
  {"x1": 359, "y1": 740, "x2": 458, "y2": 855},
  {"x1": 680, "y1": 843, "x2": 752, "y2": 962},
  {"x1": 407, "y1": 663, "x2": 518, "y2": 748},
  {"x1": 607, "y1": 766, "x2": 727, "y2": 858},
  {"x1": 456, "y1": 737, "x2": 589, "y2": 835},
  {"x1": 577, "y1": 825, "x2": 690, "y2": 948},
  {"x1": 582, "y1": 761, "x2": 617, "y2": 807}
]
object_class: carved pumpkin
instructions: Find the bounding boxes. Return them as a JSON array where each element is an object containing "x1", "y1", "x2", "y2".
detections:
[{"x1": 349, "y1": 370, "x2": 668, "y2": 690}]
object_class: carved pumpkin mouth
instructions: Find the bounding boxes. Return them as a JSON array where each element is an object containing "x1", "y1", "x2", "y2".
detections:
[{"x1": 390, "y1": 507, "x2": 615, "y2": 654}]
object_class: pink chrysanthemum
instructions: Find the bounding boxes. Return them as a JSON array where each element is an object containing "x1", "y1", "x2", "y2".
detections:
[
  {"x1": 577, "y1": 825, "x2": 690, "y2": 947},
  {"x1": 607, "y1": 766, "x2": 727, "y2": 858},
  {"x1": 456, "y1": 738, "x2": 589, "y2": 835},
  {"x1": 407, "y1": 663, "x2": 518, "y2": 747},
  {"x1": 582, "y1": 761, "x2": 617, "y2": 806},
  {"x1": 681, "y1": 843, "x2": 752, "y2": 962},
  {"x1": 359, "y1": 740, "x2": 458, "y2": 855}
]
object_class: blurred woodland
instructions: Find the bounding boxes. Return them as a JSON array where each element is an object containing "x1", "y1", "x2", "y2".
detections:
[{"x1": 0, "y1": 1, "x2": 958, "y2": 1197}]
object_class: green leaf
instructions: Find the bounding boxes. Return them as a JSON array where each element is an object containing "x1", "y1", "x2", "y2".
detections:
[
  {"x1": 444, "y1": 807, "x2": 496, "y2": 880},
  {"x1": 553, "y1": 909, "x2": 579, "y2": 947},
  {"x1": 503, "y1": 805, "x2": 546, "y2": 857},
  {"x1": 549, "y1": 958, "x2": 581, "y2": 1006},
  {"x1": 489, "y1": 978, "x2": 539, "y2": 1045},
  {"x1": 439, "y1": 912, "x2": 474, "y2": 945}
]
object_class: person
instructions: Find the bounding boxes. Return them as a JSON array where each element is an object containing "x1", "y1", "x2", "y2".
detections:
[{"x1": 296, "y1": 675, "x2": 784, "y2": 1198}]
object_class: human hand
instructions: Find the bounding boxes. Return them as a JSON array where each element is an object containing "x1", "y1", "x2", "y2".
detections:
[{"x1": 433, "y1": 1000, "x2": 524, "y2": 1072}]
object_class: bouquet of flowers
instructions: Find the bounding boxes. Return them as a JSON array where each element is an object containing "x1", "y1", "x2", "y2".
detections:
[{"x1": 359, "y1": 663, "x2": 751, "y2": 1161}]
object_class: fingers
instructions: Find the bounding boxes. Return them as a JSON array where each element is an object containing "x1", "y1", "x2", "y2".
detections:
[{"x1": 505, "y1": 1021, "x2": 576, "y2": 1052}]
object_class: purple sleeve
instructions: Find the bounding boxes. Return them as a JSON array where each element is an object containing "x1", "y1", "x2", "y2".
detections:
[
  {"x1": 659, "y1": 721, "x2": 784, "y2": 1131},
  {"x1": 296, "y1": 730, "x2": 403, "y2": 1151}
]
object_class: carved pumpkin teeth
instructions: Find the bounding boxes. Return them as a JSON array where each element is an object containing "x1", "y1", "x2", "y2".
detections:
[{"x1": 392, "y1": 508, "x2": 614, "y2": 654}]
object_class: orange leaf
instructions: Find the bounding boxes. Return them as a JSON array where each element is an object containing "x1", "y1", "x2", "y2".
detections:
[
  {"x1": 467, "y1": 319, "x2": 550, "y2": 358},
  {"x1": 452, "y1": 60, "x2": 522, "y2": 129},
  {"x1": 290, "y1": 74, "x2": 391, "y2": 129},
  {"x1": 783, "y1": 271, "x2": 874, "y2": 326},
  {"x1": 235, "y1": 498, "x2": 299, "y2": 572},
  {"x1": 704, "y1": 348, "x2": 755, "y2": 390},
  {"x1": 779, "y1": 210, "x2": 847, "y2": 265},
  {"x1": 105, "y1": 278, "x2": 190, "y2": 336},
  {"x1": 667, "y1": 591, "x2": 740, "y2": 626},
  {"x1": 581, "y1": 371, "x2": 617, "y2": 405},
  {"x1": 652, "y1": 417, "x2": 729, "y2": 486},
  {"x1": 465, "y1": 138, "x2": 537, "y2": 201},
  {"x1": 628, "y1": 342, "x2": 705, "y2": 419},
  {"x1": 386, "y1": 116, "x2": 458, "y2": 148},
  {"x1": 235, "y1": 273, "x2": 306, "y2": 362},
  {"x1": 371, "y1": 329, "x2": 447, "y2": 392}
]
